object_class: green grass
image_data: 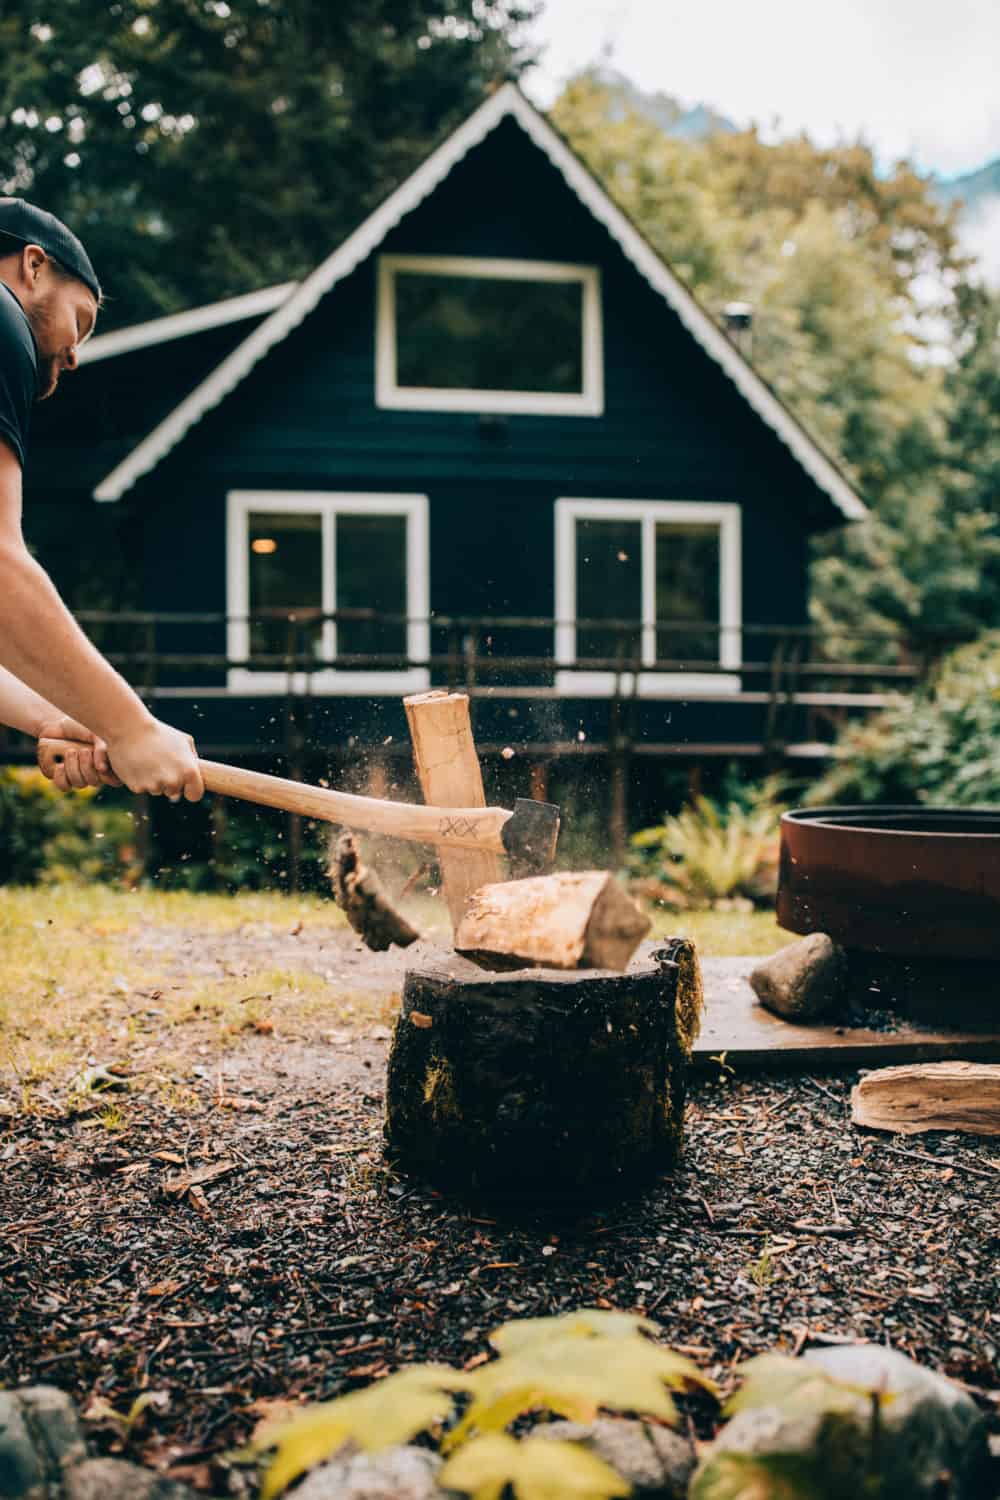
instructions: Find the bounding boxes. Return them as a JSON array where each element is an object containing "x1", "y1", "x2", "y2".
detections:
[
  {"x1": 0, "y1": 885, "x2": 788, "y2": 1098},
  {"x1": 646, "y1": 905, "x2": 788, "y2": 956}
]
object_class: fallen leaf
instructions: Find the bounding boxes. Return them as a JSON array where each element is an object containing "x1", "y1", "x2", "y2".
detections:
[
  {"x1": 409, "y1": 1012, "x2": 433, "y2": 1029},
  {"x1": 162, "y1": 1161, "x2": 237, "y2": 1196},
  {"x1": 188, "y1": 1185, "x2": 212, "y2": 1219}
]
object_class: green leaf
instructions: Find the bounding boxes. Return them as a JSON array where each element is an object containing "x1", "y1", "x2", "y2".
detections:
[
  {"x1": 489, "y1": 1308, "x2": 662, "y2": 1354},
  {"x1": 245, "y1": 1365, "x2": 472, "y2": 1499},
  {"x1": 439, "y1": 1433, "x2": 632, "y2": 1500}
]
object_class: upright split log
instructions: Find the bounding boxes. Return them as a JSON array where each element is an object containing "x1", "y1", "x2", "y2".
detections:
[
  {"x1": 404, "y1": 690, "x2": 502, "y2": 932},
  {"x1": 385, "y1": 939, "x2": 703, "y2": 1205}
]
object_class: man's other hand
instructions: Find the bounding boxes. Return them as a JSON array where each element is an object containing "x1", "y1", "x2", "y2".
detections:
[
  {"x1": 36, "y1": 714, "x2": 122, "y2": 791},
  {"x1": 105, "y1": 716, "x2": 204, "y2": 801}
]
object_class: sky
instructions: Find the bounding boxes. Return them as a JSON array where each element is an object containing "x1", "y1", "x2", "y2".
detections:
[{"x1": 522, "y1": 0, "x2": 1000, "y2": 180}]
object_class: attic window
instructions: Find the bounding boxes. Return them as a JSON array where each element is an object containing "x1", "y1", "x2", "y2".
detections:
[{"x1": 376, "y1": 254, "x2": 603, "y2": 416}]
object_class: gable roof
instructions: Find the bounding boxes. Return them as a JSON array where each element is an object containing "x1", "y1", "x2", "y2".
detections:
[
  {"x1": 80, "y1": 281, "x2": 296, "y2": 365},
  {"x1": 93, "y1": 84, "x2": 866, "y2": 520}
]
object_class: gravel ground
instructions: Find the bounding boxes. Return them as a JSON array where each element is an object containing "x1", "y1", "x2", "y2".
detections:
[{"x1": 1, "y1": 1017, "x2": 997, "y2": 1487}]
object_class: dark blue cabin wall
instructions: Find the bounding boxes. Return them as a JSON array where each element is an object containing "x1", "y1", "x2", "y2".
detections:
[{"x1": 135, "y1": 113, "x2": 838, "y2": 639}]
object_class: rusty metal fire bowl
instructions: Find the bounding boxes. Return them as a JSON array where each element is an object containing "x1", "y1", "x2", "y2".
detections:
[{"x1": 777, "y1": 806, "x2": 1000, "y2": 962}]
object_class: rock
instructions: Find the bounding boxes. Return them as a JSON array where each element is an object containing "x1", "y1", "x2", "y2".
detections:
[
  {"x1": 536, "y1": 1418, "x2": 695, "y2": 1497},
  {"x1": 291, "y1": 1446, "x2": 442, "y2": 1500},
  {"x1": 749, "y1": 933, "x2": 845, "y2": 1021},
  {"x1": 0, "y1": 1391, "x2": 46, "y2": 1500},
  {"x1": 0, "y1": 1388, "x2": 195, "y2": 1500},
  {"x1": 16, "y1": 1392, "x2": 86, "y2": 1482},
  {"x1": 0, "y1": 1388, "x2": 89, "y2": 1500},
  {"x1": 64, "y1": 1461, "x2": 194, "y2": 1500},
  {"x1": 691, "y1": 1343, "x2": 991, "y2": 1500}
]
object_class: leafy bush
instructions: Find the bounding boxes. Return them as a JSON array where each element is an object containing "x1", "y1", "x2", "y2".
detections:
[
  {"x1": 0, "y1": 768, "x2": 140, "y2": 886},
  {"x1": 808, "y1": 631, "x2": 1000, "y2": 806},
  {"x1": 245, "y1": 1309, "x2": 716, "y2": 1500},
  {"x1": 628, "y1": 777, "x2": 786, "y2": 909}
]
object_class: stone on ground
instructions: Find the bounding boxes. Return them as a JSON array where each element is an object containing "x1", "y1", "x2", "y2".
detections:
[
  {"x1": 291, "y1": 1446, "x2": 441, "y2": 1500},
  {"x1": 0, "y1": 1389, "x2": 195, "y2": 1500},
  {"x1": 536, "y1": 1418, "x2": 695, "y2": 1497},
  {"x1": 691, "y1": 1343, "x2": 991, "y2": 1500},
  {"x1": 749, "y1": 932, "x2": 845, "y2": 1021}
]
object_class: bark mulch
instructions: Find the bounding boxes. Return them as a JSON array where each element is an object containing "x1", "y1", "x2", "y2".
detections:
[{"x1": 1, "y1": 1022, "x2": 997, "y2": 1486}]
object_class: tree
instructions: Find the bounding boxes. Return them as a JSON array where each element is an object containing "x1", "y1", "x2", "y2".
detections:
[
  {"x1": 0, "y1": 0, "x2": 537, "y2": 327},
  {"x1": 551, "y1": 72, "x2": 993, "y2": 658}
]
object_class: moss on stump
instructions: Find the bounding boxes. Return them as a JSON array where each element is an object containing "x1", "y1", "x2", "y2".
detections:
[{"x1": 384, "y1": 939, "x2": 702, "y2": 1205}]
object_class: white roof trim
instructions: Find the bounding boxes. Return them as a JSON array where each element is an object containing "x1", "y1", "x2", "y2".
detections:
[
  {"x1": 80, "y1": 282, "x2": 297, "y2": 365},
  {"x1": 94, "y1": 84, "x2": 866, "y2": 520}
]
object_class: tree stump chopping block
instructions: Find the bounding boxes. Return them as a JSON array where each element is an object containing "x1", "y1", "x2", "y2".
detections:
[{"x1": 384, "y1": 939, "x2": 703, "y2": 1205}]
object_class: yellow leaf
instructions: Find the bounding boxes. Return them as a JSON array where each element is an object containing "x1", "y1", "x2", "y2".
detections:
[
  {"x1": 725, "y1": 1354, "x2": 892, "y2": 1419},
  {"x1": 445, "y1": 1331, "x2": 715, "y2": 1453},
  {"x1": 489, "y1": 1308, "x2": 661, "y2": 1354},
  {"x1": 245, "y1": 1365, "x2": 472, "y2": 1499},
  {"x1": 440, "y1": 1433, "x2": 631, "y2": 1500}
]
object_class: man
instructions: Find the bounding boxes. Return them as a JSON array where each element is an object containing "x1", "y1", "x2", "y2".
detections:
[{"x1": 0, "y1": 198, "x2": 203, "y2": 802}]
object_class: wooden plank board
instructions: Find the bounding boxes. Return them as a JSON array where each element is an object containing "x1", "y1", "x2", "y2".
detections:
[{"x1": 691, "y1": 957, "x2": 1000, "y2": 1071}]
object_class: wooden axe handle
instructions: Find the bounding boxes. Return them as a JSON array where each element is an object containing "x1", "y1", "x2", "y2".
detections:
[{"x1": 36, "y1": 739, "x2": 510, "y2": 855}]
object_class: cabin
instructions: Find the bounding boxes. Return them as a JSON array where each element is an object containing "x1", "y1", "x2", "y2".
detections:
[{"x1": 21, "y1": 84, "x2": 877, "y2": 830}]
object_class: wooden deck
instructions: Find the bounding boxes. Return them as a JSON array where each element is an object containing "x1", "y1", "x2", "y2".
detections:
[{"x1": 692, "y1": 957, "x2": 1000, "y2": 1072}]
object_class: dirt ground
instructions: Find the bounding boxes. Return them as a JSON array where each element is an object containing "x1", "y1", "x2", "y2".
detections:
[{"x1": 1, "y1": 916, "x2": 997, "y2": 1486}]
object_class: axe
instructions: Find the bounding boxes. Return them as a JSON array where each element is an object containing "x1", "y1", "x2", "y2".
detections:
[{"x1": 36, "y1": 741, "x2": 560, "y2": 877}]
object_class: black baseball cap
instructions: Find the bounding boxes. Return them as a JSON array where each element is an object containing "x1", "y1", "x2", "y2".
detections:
[{"x1": 0, "y1": 197, "x2": 101, "y2": 302}]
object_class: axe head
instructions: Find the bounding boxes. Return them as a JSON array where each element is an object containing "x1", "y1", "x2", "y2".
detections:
[{"x1": 500, "y1": 798, "x2": 560, "y2": 877}]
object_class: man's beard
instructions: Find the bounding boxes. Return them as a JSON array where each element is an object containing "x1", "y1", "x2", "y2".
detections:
[{"x1": 24, "y1": 299, "x2": 62, "y2": 400}]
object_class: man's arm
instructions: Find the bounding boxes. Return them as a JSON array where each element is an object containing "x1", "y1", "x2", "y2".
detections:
[
  {"x1": 0, "y1": 442, "x2": 203, "y2": 799},
  {"x1": 0, "y1": 664, "x2": 120, "y2": 788}
]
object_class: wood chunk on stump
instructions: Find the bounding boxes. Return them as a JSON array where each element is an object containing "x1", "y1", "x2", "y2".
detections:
[
  {"x1": 750, "y1": 932, "x2": 845, "y2": 1021},
  {"x1": 851, "y1": 1062, "x2": 1000, "y2": 1136},
  {"x1": 455, "y1": 871, "x2": 651, "y2": 972},
  {"x1": 385, "y1": 939, "x2": 703, "y2": 1204}
]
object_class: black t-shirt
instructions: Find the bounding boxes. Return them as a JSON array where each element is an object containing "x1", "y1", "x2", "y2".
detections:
[{"x1": 0, "y1": 282, "x2": 39, "y2": 469}]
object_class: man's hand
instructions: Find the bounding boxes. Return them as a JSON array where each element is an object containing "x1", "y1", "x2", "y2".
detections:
[
  {"x1": 105, "y1": 716, "x2": 205, "y2": 802},
  {"x1": 35, "y1": 714, "x2": 122, "y2": 791}
]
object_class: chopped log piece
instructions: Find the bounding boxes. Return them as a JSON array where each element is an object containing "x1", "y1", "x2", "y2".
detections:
[
  {"x1": 455, "y1": 871, "x2": 651, "y2": 972},
  {"x1": 850, "y1": 1062, "x2": 1000, "y2": 1136},
  {"x1": 329, "y1": 833, "x2": 421, "y2": 952},
  {"x1": 385, "y1": 940, "x2": 703, "y2": 1204}
]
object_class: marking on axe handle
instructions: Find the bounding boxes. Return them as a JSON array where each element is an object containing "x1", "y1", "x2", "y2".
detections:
[{"x1": 438, "y1": 815, "x2": 479, "y2": 839}]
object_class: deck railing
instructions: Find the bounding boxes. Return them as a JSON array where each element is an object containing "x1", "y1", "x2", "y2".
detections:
[
  {"x1": 33, "y1": 607, "x2": 937, "y2": 764},
  {"x1": 1, "y1": 610, "x2": 949, "y2": 880}
]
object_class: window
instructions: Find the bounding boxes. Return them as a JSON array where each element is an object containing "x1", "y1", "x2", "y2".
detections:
[
  {"x1": 555, "y1": 498, "x2": 741, "y2": 696},
  {"x1": 227, "y1": 491, "x2": 429, "y2": 694},
  {"x1": 376, "y1": 255, "x2": 603, "y2": 415}
]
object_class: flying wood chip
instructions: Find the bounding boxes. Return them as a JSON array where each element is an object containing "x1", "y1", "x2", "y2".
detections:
[{"x1": 330, "y1": 832, "x2": 421, "y2": 952}]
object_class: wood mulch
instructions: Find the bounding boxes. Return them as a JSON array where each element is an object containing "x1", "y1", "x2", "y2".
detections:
[{"x1": 0, "y1": 923, "x2": 997, "y2": 1485}]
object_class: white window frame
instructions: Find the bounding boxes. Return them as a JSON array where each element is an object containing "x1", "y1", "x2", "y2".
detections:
[
  {"x1": 554, "y1": 497, "x2": 742, "y2": 697},
  {"x1": 375, "y1": 253, "x2": 604, "y2": 416},
  {"x1": 226, "y1": 490, "x2": 430, "y2": 695}
]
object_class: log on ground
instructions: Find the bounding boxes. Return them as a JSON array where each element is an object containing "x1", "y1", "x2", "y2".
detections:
[
  {"x1": 384, "y1": 939, "x2": 703, "y2": 1204},
  {"x1": 850, "y1": 1061, "x2": 1000, "y2": 1136}
]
